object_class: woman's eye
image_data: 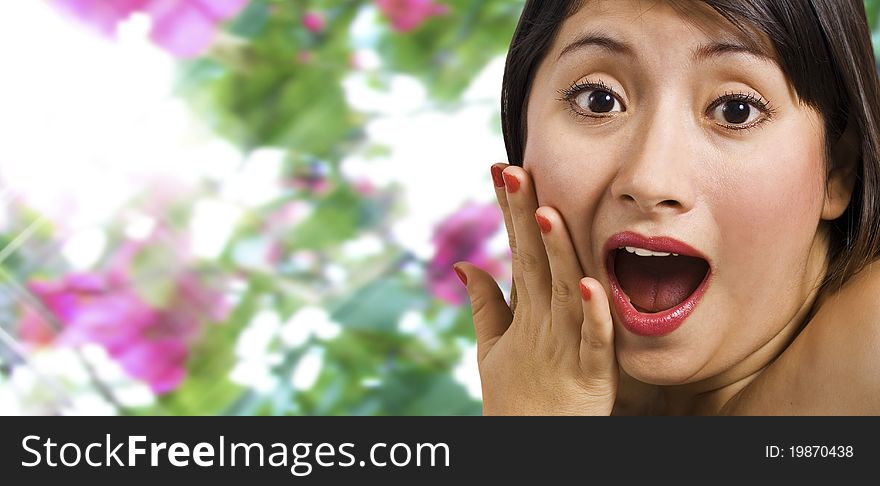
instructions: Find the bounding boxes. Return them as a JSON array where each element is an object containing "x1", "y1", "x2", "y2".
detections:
[
  {"x1": 709, "y1": 99, "x2": 763, "y2": 127},
  {"x1": 574, "y1": 89, "x2": 624, "y2": 115}
]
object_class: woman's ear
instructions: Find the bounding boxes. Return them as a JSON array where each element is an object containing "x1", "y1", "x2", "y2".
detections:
[{"x1": 822, "y1": 120, "x2": 859, "y2": 221}]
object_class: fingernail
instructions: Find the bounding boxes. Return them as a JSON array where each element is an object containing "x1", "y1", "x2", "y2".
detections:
[
  {"x1": 535, "y1": 213, "x2": 552, "y2": 234},
  {"x1": 579, "y1": 281, "x2": 592, "y2": 301},
  {"x1": 491, "y1": 165, "x2": 505, "y2": 188},
  {"x1": 454, "y1": 266, "x2": 468, "y2": 286},
  {"x1": 502, "y1": 172, "x2": 520, "y2": 193}
]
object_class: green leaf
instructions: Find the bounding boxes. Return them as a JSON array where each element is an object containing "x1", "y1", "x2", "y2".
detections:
[
  {"x1": 229, "y1": 0, "x2": 271, "y2": 38},
  {"x1": 332, "y1": 276, "x2": 428, "y2": 333},
  {"x1": 288, "y1": 188, "x2": 362, "y2": 250},
  {"x1": 403, "y1": 374, "x2": 482, "y2": 416}
]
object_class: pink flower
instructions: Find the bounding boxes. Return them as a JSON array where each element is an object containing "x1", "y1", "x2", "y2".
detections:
[
  {"x1": 16, "y1": 266, "x2": 227, "y2": 394},
  {"x1": 49, "y1": 0, "x2": 249, "y2": 58},
  {"x1": 113, "y1": 338, "x2": 188, "y2": 394},
  {"x1": 18, "y1": 273, "x2": 187, "y2": 393},
  {"x1": 375, "y1": 0, "x2": 449, "y2": 32},
  {"x1": 302, "y1": 11, "x2": 325, "y2": 34},
  {"x1": 48, "y1": 0, "x2": 146, "y2": 37},
  {"x1": 23, "y1": 275, "x2": 157, "y2": 349},
  {"x1": 427, "y1": 202, "x2": 504, "y2": 305}
]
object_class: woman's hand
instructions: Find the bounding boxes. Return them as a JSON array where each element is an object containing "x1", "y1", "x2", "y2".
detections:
[{"x1": 454, "y1": 163, "x2": 619, "y2": 415}]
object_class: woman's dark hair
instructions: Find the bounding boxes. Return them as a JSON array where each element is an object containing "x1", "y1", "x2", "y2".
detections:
[{"x1": 501, "y1": 0, "x2": 880, "y2": 302}]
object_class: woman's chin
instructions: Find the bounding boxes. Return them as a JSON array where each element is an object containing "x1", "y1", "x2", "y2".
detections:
[{"x1": 616, "y1": 350, "x2": 709, "y2": 386}]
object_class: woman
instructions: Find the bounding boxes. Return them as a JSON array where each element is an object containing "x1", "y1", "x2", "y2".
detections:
[{"x1": 453, "y1": 0, "x2": 880, "y2": 415}]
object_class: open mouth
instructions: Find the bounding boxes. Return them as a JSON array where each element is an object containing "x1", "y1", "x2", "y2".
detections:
[
  {"x1": 604, "y1": 232, "x2": 712, "y2": 336},
  {"x1": 612, "y1": 248, "x2": 710, "y2": 313}
]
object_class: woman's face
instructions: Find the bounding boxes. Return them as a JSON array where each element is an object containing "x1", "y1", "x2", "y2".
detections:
[{"x1": 524, "y1": 0, "x2": 842, "y2": 386}]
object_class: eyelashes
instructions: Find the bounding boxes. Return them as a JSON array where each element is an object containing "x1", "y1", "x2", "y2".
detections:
[
  {"x1": 706, "y1": 91, "x2": 777, "y2": 131},
  {"x1": 556, "y1": 80, "x2": 625, "y2": 118},
  {"x1": 557, "y1": 79, "x2": 617, "y2": 103},
  {"x1": 557, "y1": 80, "x2": 778, "y2": 132}
]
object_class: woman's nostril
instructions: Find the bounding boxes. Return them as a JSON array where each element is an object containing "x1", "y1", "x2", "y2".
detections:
[{"x1": 621, "y1": 193, "x2": 684, "y2": 213}]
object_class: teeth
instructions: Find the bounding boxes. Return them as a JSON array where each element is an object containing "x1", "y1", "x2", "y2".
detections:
[{"x1": 619, "y1": 246, "x2": 677, "y2": 257}]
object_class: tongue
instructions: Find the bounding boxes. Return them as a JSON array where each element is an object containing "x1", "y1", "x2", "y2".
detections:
[{"x1": 614, "y1": 251, "x2": 709, "y2": 313}]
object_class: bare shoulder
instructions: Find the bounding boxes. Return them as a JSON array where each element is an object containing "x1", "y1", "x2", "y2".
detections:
[{"x1": 730, "y1": 261, "x2": 880, "y2": 415}]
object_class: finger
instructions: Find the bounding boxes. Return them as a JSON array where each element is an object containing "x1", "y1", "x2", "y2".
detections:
[
  {"x1": 454, "y1": 262, "x2": 513, "y2": 362},
  {"x1": 577, "y1": 278, "x2": 618, "y2": 386},
  {"x1": 502, "y1": 166, "x2": 551, "y2": 310},
  {"x1": 491, "y1": 163, "x2": 521, "y2": 312},
  {"x1": 534, "y1": 206, "x2": 586, "y2": 338}
]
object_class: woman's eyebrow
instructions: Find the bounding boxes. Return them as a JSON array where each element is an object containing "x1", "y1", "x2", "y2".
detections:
[
  {"x1": 557, "y1": 31, "x2": 776, "y2": 65},
  {"x1": 692, "y1": 41, "x2": 777, "y2": 65},
  {"x1": 557, "y1": 32, "x2": 635, "y2": 61}
]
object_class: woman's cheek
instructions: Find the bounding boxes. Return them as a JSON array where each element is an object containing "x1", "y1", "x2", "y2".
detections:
[
  {"x1": 525, "y1": 130, "x2": 612, "y2": 269},
  {"x1": 714, "y1": 145, "x2": 825, "y2": 285},
  {"x1": 526, "y1": 130, "x2": 589, "y2": 206},
  {"x1": 526, "y1": 118, "x2": 616, "y2": 206}
]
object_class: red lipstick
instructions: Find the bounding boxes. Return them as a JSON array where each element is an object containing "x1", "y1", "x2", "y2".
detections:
[{"x1": 603, "y1": 231, "x2": 712, "y2": 337}]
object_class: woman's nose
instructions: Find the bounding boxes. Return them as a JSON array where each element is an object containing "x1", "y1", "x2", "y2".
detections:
[{"x1": 610, "y1": 116, "x2": 697, "y2": 216}]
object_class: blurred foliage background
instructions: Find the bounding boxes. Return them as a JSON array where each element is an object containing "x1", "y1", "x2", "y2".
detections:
[
  {"x1": 1, "y1": 0, "x2": 879, "y2": 416},
  {"x1": 0, "y1": 0, "x2": 519, "y2": 416}
]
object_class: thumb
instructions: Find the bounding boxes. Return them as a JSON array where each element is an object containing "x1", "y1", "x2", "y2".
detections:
[{"x1": 454, "y1": 262, "x2": 513, "y2": 361}]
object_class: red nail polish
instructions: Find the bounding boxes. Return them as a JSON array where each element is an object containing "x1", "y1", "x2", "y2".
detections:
[
  {"x1": 491, "y1": 165, "x2": 505, "y2": 188},
  {"x1": 502, "y1": 173, "x2": 520, "y2": 193},
  {"x1": 535, "y1": 213, "x2": 552, "y2": 234},
  {"x1": 580, "y1": 281, "x2": 592, "y2": 301},
  {"x1": 454, "y1": 266, "x2": 468, "y2": 286}
]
